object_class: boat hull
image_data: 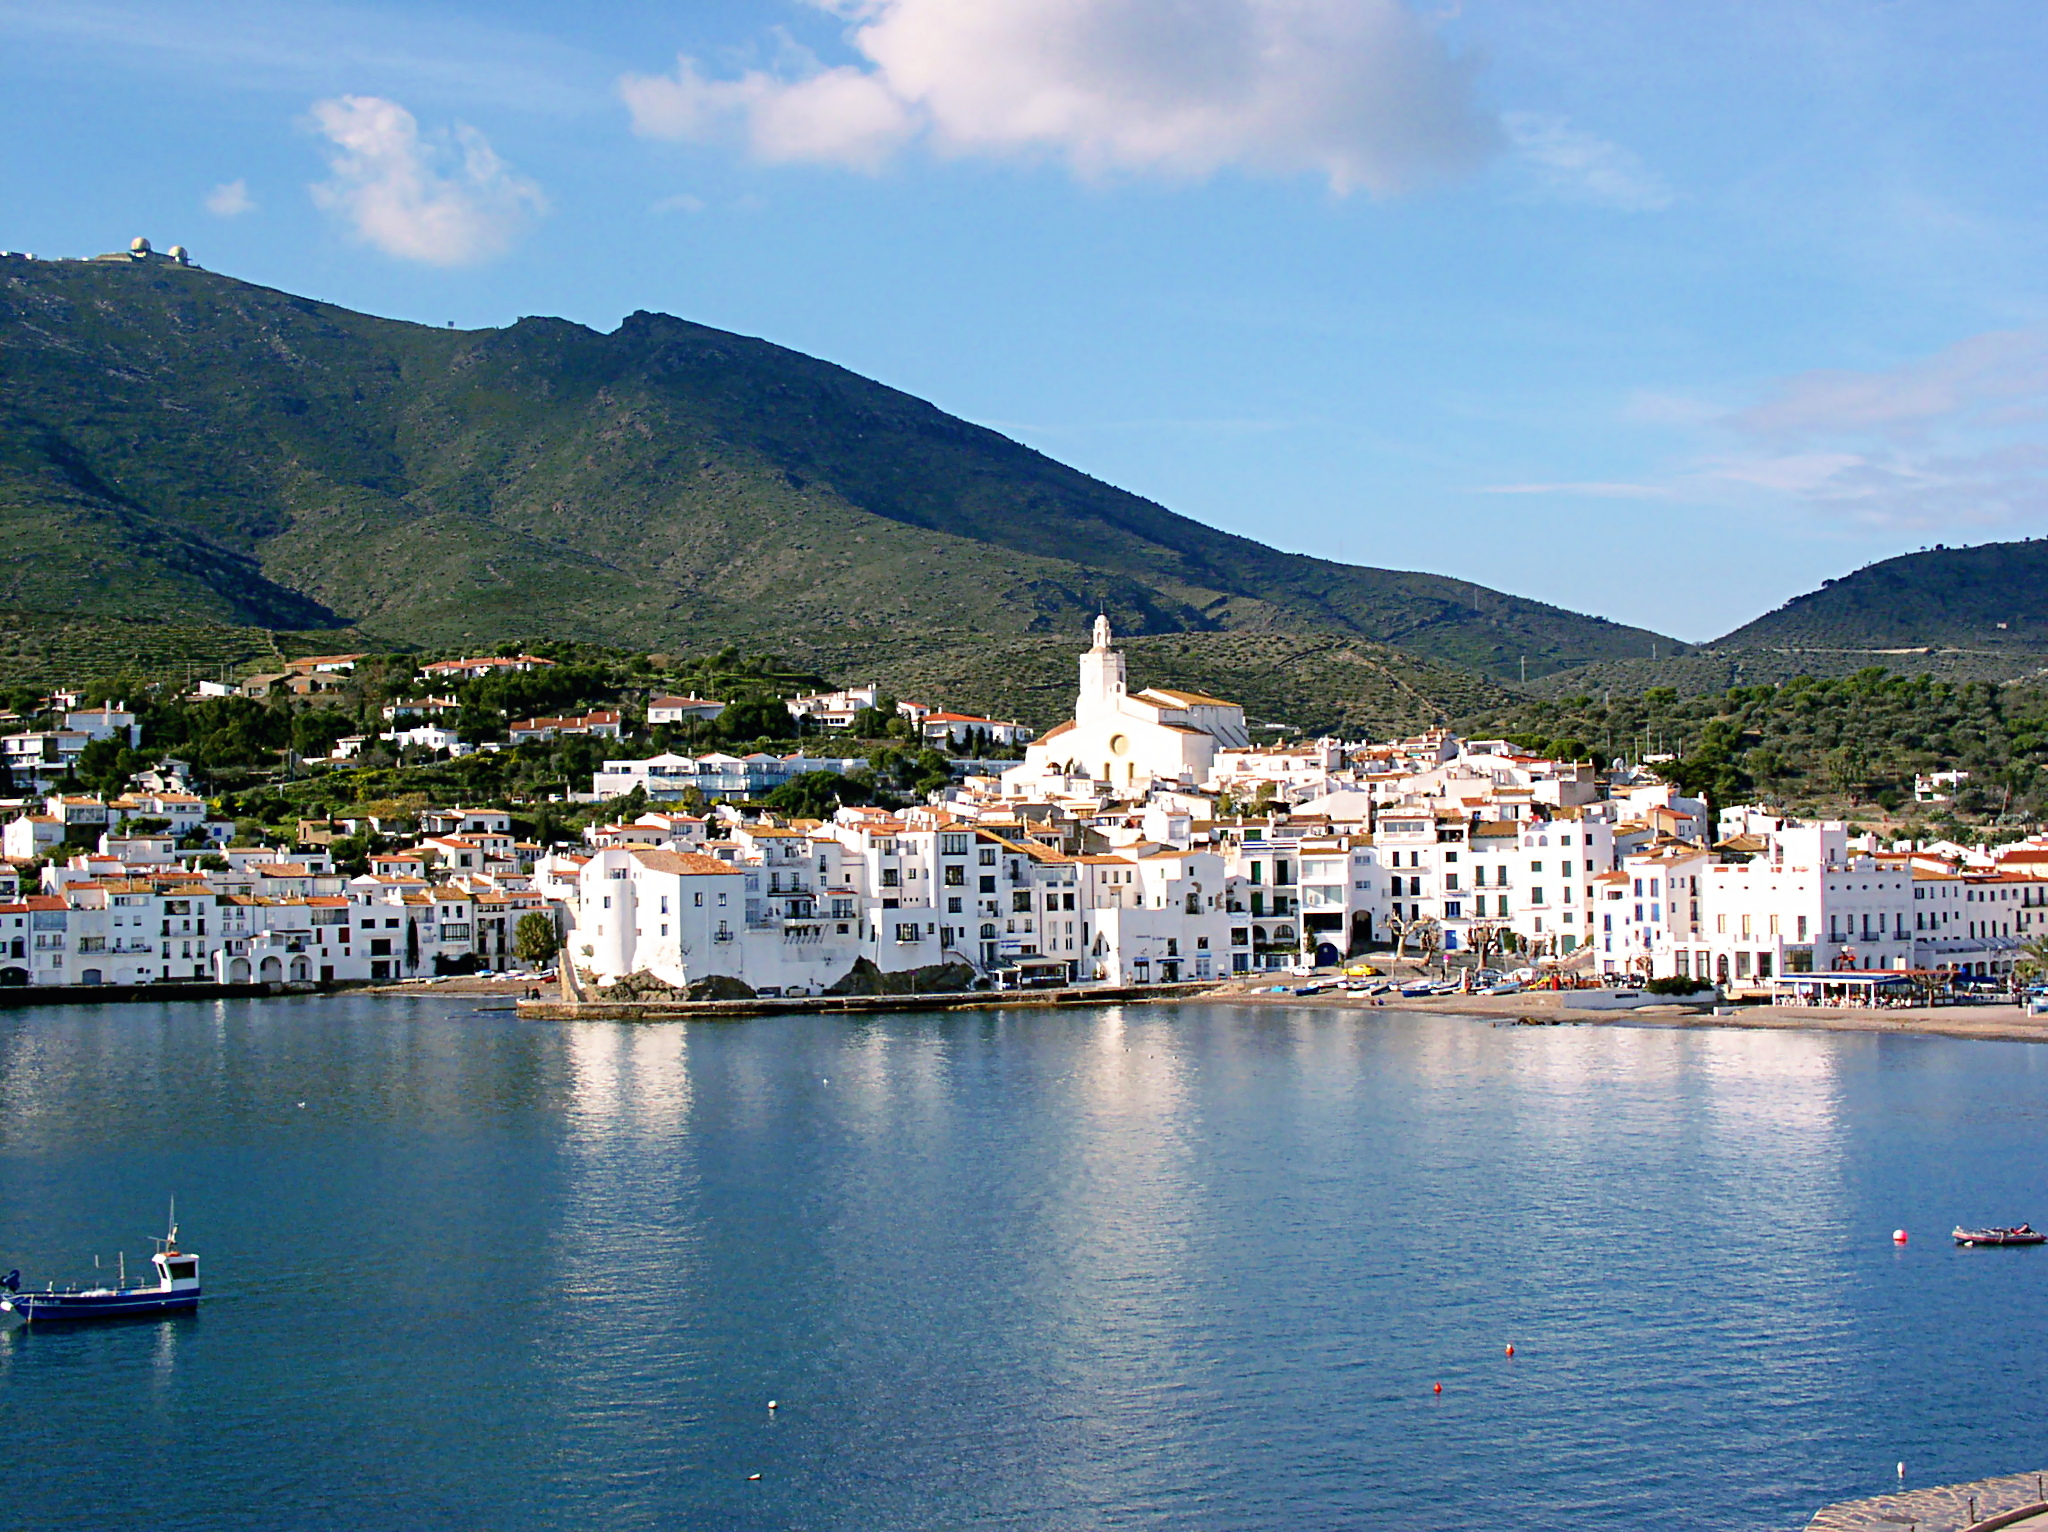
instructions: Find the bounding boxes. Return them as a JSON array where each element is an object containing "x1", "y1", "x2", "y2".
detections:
[
  {"x1": 1953, "y1": 1228, "x2": 2045, "y2": 1247},
  {"x1": 7, "y1": 1290, "x2": 201, "y2": 1323}
]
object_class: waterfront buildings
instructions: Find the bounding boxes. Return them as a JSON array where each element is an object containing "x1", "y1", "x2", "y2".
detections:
[{"x1": 4, "y1": 617, "x2": 2044, "y2": 996}]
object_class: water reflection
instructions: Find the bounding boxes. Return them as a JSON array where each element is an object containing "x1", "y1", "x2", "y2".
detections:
[{"x1": 8, "y1": 999, "x2": 2048, "y2": 1530}]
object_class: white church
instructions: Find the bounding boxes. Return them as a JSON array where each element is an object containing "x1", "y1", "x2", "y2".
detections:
[{"x1": 1004, "y1": 616, "x2": 1250, "y2": 797}]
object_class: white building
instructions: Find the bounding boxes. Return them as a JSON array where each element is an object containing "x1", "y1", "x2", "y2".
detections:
[
  {"x1": 647, "y1": 696, "x2": 726, "y2": 725},
  {"x1": 1008, "y1": 617, "x2": 1250, "y2": 798}
]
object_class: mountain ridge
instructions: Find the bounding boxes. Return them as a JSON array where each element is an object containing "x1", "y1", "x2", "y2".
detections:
[{"x1": 0, "y1": 254, "x2": 1677, "y2": 684}]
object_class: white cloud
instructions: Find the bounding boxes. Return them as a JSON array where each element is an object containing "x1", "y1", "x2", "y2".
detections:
[
  {"x1": 1735, "y1": 326, "x2": 2048, "y2": 440},
  {"x1": 1475, "y1": 481, "x2": 1676, "y2": 499},
  {"x1": 651, "y1": 192, "x2": 707, "y2": 215},
  {"x1": 1699, "y1": 328, "x2": 2048, "y2": 529},
  {"x1": 621, "y1": 0, "x2": 1497, "y2": 194},
  {"x1": 307, "y1": 94, "x2": 546, "y2": 265},
  {"x1": 1503, "y1": 112, "x2": 1672, "y2": 211},
  {"x1": 205, "y1": 178, "x2": 256, "y2": 216}
]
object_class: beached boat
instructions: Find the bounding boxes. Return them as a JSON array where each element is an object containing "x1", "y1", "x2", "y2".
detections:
[
  {"x1": 1953, "y1": 1224, "x2": 2046, "y2": 1247},
  {"x1": 0, "y1": 1206, "x2": 201, "y2": 1325},
  {"x1": 1572, "y1": 987, "x2": 1669, "y2": 1012}
]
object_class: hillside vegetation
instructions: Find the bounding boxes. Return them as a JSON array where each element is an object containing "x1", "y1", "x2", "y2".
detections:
[
  {"x1": 1470, "y1": 668, "x2": 2048, "y2": 827},
  {"x1": 780, "y1": 628, "x2": 1509, "y2": 736},
  {"x1": 1714, "y1": 540, "x2": 2048, "y2": 651},
  {"x1": 0, "y1": 255, "x2": 1675, "y2": 686}
]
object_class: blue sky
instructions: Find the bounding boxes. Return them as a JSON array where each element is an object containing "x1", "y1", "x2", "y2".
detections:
[{"x1": 6, "y1": 1, "x2": 2046, "y2": 642}]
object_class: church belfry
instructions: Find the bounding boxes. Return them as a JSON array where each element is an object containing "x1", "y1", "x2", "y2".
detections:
[{"x1": 1076, "y1": 613, "x2": 1126, "y2": 724}]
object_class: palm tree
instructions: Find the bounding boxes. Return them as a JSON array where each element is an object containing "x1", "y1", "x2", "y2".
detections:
[{"x1": 2015, "y1": 936, "x2": 2048, "y2": 982}]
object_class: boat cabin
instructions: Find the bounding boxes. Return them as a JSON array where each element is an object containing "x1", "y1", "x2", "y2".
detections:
[{"x1": 152, "y1": 1247, "x2": 200, "y2": 1292}]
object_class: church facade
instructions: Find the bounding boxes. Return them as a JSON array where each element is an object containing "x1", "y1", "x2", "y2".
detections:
[{"x1": 1006, "y1": 617, "x2": 1250, "y2": 796}]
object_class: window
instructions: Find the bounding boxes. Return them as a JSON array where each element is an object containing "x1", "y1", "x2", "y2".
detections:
[
  {"x1": 694, "y1": 892, "x2": 703, "y2": 906},
  {"x1": 944, "y1": 865, "x2": 965, "y2": 886},
  {"x1": 979, "y1": 848, "x2": 996, "y2": 866},
  {"x1": 947, "y1": 897, "x2": 962, "y2": 914},
  {"x1": 1530, "y1": 861, "x2": 1544, "y2": 873},
  {"x1": 1013, "y1": 891, "x2": 1032, "y2": 913},
  {"x1": 895, "y1": 923, "x2": 920, "y2": 943},
  {"x1": 979, "y1": 875, "x2": 996, "y2": 894}
]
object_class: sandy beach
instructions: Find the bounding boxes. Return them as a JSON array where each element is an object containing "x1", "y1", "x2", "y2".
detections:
[{"x1": 1204, "y1": 981, "x2": 2048, "y2": 1045}]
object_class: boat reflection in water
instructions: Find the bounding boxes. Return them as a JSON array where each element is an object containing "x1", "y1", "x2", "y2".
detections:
[{"x1": 0, "y1": 1204, "x2": 202, "y2": 1328}]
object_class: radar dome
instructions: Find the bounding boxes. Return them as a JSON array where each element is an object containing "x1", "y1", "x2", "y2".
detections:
[
  {"x1": 168, "y1": 245, "x2": 188, "y2": 261},
  {"x1": 130, "y1": 236, "x2": 151, "y2": 253}
]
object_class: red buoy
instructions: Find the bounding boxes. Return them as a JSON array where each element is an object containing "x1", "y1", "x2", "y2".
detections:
[
  {"x1": 1505, "y1": 1344, "x2": 1515, "y2": 1358},
  {"x1": 1893, "y1": 1229, "x2": 1908, "y2": 1244},
  {"x1": 1433, "y1": 1381, "x2": 1442, "y2": 1394}
]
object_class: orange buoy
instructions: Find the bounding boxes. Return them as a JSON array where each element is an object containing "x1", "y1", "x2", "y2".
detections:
[
  {"x1": 1433, "y1": 1381, "x2": 1442, "y2": 1394},
  {"x1": 1505, "y1": 1344, "x2": 1515, "y2": 1358}
]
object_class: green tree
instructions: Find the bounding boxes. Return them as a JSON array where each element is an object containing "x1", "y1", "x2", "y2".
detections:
[
  {"x1": 74, "y1": 736, "x2": 142, "y2": 794},
  {"x1": 514, "y1": 912, "x2": 560, "y2": 967},
  {"x1": 2017, "y1": 936, "x2": 2048, "y2": 982},
  {"x1": 848, "y1": 696, "x2": 900, "y2": 738},
  {"x1": 762, "y1": 771, "x2": 872, "y2": 820},
  {"x1": 717, "y1": 694, "x2": 796, "y2": 743}
]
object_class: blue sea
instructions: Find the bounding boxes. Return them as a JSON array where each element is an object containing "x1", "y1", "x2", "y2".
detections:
[{"x1": 3, "y1": 996, "x2": 2047, "y2": 1530}]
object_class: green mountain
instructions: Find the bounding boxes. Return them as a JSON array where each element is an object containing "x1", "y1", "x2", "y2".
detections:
[
  {"x1": 1714, "y1": 540, "x2": 2048, "y2": 651},
  {"x1": 1, "y1": 252, "x2": 1678, "y2": 684}
]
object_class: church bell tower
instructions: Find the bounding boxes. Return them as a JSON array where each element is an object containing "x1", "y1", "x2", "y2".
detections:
[{"x1": 1076, "y1": 614, "x2": 1126, "y2": 725}]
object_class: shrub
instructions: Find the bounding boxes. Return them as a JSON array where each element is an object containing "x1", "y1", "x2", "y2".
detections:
[{"x1": 1645, "y1": 975, "x2": 1715, "y2": 996}]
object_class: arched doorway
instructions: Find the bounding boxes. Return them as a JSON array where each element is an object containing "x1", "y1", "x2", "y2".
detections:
[
  {"x1": 289, "y1": 957, "x2": 310, "y2": 983},
  {"x1": 228, "y1": 958, "x2": 251, "y2": 983},
  {"x1": 80, "y1": 969, "x2": 102, "y2": 985},
  {"x1": 0, "y1": 967, "x2": 26, "y2": 987},
  {"x1": 259, "y1": 956, "x2": 283, "y2": 982},
  {"x1": 1716, "y1": 954, "x2": 1731, "y2": 984}
]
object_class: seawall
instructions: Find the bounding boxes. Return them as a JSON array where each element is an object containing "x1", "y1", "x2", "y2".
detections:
[
  {"x1": 517, "y1": 980, "x2": 1217, "y2": 1021},
  {"x1": 0, "y1": 979, "x2": 360, "y2": 1009}
]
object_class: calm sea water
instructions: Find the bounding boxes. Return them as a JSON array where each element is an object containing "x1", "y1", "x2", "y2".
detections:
[{"x1": 4, "y1": 997, "x2": 2048, "y2": 1530}]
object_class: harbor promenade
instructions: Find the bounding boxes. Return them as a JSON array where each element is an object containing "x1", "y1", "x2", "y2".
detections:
[{"x1": 1808, "y1": 1469, "x2": 2048, "y2": 1530}]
